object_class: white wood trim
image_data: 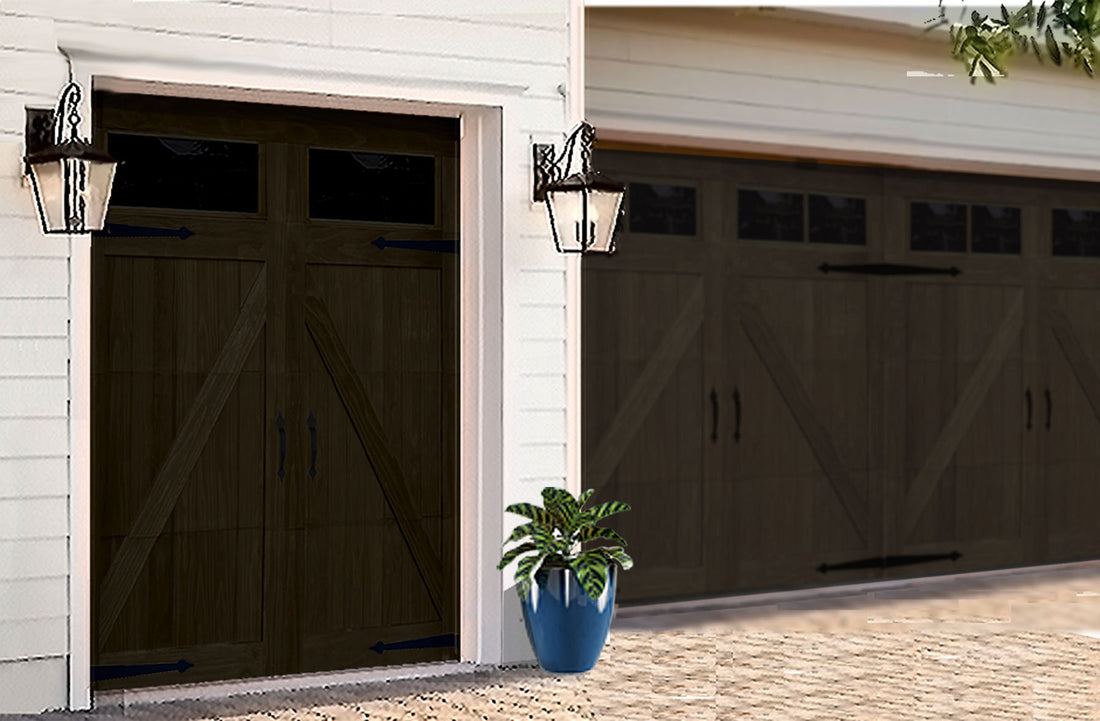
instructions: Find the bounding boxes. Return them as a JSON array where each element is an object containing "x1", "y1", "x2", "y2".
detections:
[
  {"x1": 65, "y1": 66, "x2": 506, "y2": 709},
  {"x1": 565, "y1": 0, "x2": 585, "y2": 499},
  {"x1": 67, "y1": 62, "x2": 95, "y2": 712}
]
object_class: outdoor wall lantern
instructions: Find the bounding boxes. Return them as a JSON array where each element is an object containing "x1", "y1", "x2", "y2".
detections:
[
  {"x1": 24, "y1": 79, "x2": 117, "y2": 234},
  {"x1": 533, "y1": 121, "x2": 625, "y2": 254}
]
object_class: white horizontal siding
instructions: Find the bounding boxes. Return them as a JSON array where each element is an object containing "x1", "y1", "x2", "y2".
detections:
[
  {"x1": 0, "y1": 657, "x2": 67, "y2": 714},
  {"x1": 0, "y1": 418, "x2": 67, "y2": 457},
  {"x1": 0, "y1": 338, "x2": 68, "y2": 376},
  {"x1": 0, "y1": 299, "x2": 68, "y2": 336},
  {"x1": 0, "y1": 538, "x2": 68, "y2": 581},
  {"x1": 586, "y1": 7, "x2": 1100, "y2": 175},
  {"x1": 0, "y1": 616, "x2": 67, "y2": 660},
  {"x1": 0, "y1": 259, "x2": 69, "y2": 297},
  {"x1": 0, "y1": 577, "x2": 67, "y2": 621},
  {"x1": 516, "y1": 269, "x2": 566, "y2": 304},
  {"x1": 0, "y1": 498, "x2": 68, "y2": 541},
  {"x1": 0, "y1": 457, "x2": 68, "y2": 498},
  {"x1": 517, "y1": 410, "x2": 566, "y2": 444},
  {"x1": 515, "y1": 443, "x2": 566, "y2": 479},
  {"x1": 519, "y1": 374, "x2": 565, "y2": 410},
  {"x1": 517, "y1": 304, "x2": 565, "y2": 340}
]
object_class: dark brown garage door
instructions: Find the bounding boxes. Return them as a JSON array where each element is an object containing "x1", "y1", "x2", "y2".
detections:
[
  {"x1": 585, "y1": 148, "x2": 1100, "y2": 605},
  {"x1": 90, "y1": 93, "x2": 459, "y2": 690}
]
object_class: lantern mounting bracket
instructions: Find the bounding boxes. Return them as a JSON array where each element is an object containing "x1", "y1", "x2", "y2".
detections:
[
  {"x1": 24, "y1": 107, "x2": 55, "y2": 158},
  {"x1": 532, "y1": 121, "x2": 596, "y2": 202}
]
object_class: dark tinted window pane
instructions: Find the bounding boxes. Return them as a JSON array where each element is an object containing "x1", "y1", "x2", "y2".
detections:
[
  {"x1": 971, "y1": 205, "x2": 1020, "y2": 254},
  {"x1": 107, "y1": 133, "x2": 258, "y2": 212},
  {"x1": 809, "y1": 194, "x2": 866, "y2": 245},
  {"x1": 628, "y1": 183, "x2": 696, "y2": 235},
  {"x1": 310, "y1": 149, "x2": 434, "y2": 224},
  {"x1": 739, "y1": 189, "x2": 803, "y2": 242},
  {"x1": 1053, "y1": 208, "x2": 1100, "y2": 257},
  {"x1": 910, "y1": 201, "x2": 966, "y2": 252}
]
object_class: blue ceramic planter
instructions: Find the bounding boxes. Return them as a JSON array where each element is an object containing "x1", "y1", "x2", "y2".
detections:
[{"x1": 521, "y1": 562, "x2": 617, "y2": 673}]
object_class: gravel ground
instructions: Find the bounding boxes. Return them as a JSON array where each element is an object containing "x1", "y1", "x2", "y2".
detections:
[{"x1": 21, "y1": 562, "x2": 1100, "y2": 721}]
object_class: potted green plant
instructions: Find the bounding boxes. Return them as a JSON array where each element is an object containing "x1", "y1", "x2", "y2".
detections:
[{"x1": 497, "y1": 486, "x2": 632, "y2": 673}]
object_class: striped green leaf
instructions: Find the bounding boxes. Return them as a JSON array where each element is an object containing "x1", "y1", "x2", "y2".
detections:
[
  {"x1": 497, "y1": 542, "x2": 537, "y2": 570},
  {"x1": 504, "y1": 502, "x2": 555, "y2": 526},
  {"x1": 505, "y1": 521, "x2": 549, "y2": 544},
  {"x1": 571, "y1": 554, "x2": 610, "y2": 600},
  {"x1": 576, "y1": 526, "x2": 628, "y2": 547},
  {"x1": 585, "y1": 501, "x2": 632, "y2": 524},
  {"x1": 542, "y1": 487, "x2": 579, "y2": 528}
]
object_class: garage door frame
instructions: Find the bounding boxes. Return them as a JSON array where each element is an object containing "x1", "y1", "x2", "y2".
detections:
[{"x1": 64, "y1": 63, "x2": 505, "y2": 709}]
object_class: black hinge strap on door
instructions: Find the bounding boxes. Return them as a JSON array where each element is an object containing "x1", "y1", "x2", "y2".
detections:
[
  {"x1": 817, "y1": 551, "x2": 961, "y2": 574},
  {"x1": 90, "y1": 658, "x2": 193, "y2": 682},
  {"x1": 276, "y1": 412, "x2": 286, "y2": 482},
  {"x1": 818, "y1": 262, "x2": 961, "y2": 277},
  {"x1": 710, "y1": 388, "x2": 718, "y2": 443},
  {"x1": 733, "y1": 388, "x2": 741, "y2": 442},
  {"x1": 307, "y1": 411, "x2": 318, "y2": 481}
]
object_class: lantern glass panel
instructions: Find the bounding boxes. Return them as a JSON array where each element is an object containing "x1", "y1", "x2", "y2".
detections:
[
  {"x1": 587, "y1": 187, "x2": 624, "y2": 253},
  {"x1": 85, "y1": 158, "x2": 118, "y2": 231},
  {"x1": 546, "y1": 187, "x2": 585, "y2": 252},
  {"x1": 28, "y1": 159, "x2": 65, "y2": 232}
]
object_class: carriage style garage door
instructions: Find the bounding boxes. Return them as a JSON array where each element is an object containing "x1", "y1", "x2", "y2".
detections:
[
  {"x1": 585, "y1": 148, "x2": 1100, "y2": 605},
  {"x1": 90, "y1": 93, "x2": 459, "y2": 691}
]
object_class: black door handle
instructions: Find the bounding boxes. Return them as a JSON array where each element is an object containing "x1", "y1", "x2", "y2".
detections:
[
  {"x1": 1025, "y1": 388, "x2": 1032, "y2": 431},
  {"x1": 276, "y1": 412, "x2": 286, "y2": 482},
  {"x1": 1045, "y1": 388, "x2": 1052, "y2": 430},
  {"x1": 710, "y1": 388, "x2": 718, "y2": 443},
  {"x1": 733, "y1": 389, "x2": 741, "y2": 442},
  {"x1": 307, "y1": 411, "x2": 317, "y2": 481}
]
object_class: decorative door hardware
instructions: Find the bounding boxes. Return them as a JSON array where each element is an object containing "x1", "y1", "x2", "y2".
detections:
[
  {"x1": 733, "y1": 388, "x2": 741, "y2": 442},
  {"x1": 817, "y1": 262, "x2": 961, "y2": 277},
  {"x1": 93, "y1": 222, "x2": 194, "y2": 239},
  {"x1": 1045, "y1": 388, "x2": 1052, "y2": 430},
  {"x1": 1026, "y1": 388, "x2": 1032, "y2": 430},
  {"x1": 276, "y1": 412, "x2": 286, "y2": 482},
  {"x1": 307, "y1": 411, "x2": 318, "y2": 481},
  {"x1": 710, "y1": 388, "x2": 718, "y2": 443},
  {"x1": 817, "y1": 550, "x2": 961, "y2": 574},
  {"x1": 91, "y1": 658, "x2": 192, "y2": 683},
  {"x1": 370, "y1": 633, "x2": 457, "y2": 655},
  {"x1": 372, "y1": 236, "x2": 457, "y2": 254}
]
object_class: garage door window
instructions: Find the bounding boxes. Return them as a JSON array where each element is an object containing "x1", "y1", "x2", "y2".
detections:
[
  {"x1": 628, "y1": 182, "x2": 696, "y2": 236},
  {"x1": 309, "y1": 149, "x2": 435, "y2": 224},
  {"x1": 808, "y1": 194, "x2": 866, "y2": 245},
  {"x1": 738, "y1": 189, "x2": 803, "y2": 242},
  {"x1": 739, "y1": 189, "x2": 866, "y2": 245},
  {"x1": 107, "y1": 133, "x2": 259, "y2": 213},
  {"x1": 910, "y1": 201, "x2": 1020, "y2": 254},
  {"x1": 1053, "y1": 208, "x2": 1100, "y2": 257},
  {"x1": 971, "y1": 205, "x2": 1021, "y2": 254}
]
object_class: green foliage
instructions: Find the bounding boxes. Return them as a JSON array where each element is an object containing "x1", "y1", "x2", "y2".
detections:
[
  {"x1": 928, "y1": 0, "x2": 1100, "y2": 82},
  {"x1": 497, "y1": 486, "x2": 633, "y2": 602}
]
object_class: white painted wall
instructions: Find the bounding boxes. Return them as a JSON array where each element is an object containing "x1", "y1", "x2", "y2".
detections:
[
  {"x1": 586, "y1": 6, "x2": 1100, "y2": 181},
  {"x1": 0, "y1": 0, "x2": 578, "y2": 712}
]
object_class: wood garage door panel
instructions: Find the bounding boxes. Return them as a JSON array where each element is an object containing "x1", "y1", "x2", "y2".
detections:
[
  {"x1": 1041, "y1": 288, "x2": 1100, "y2": 561},
  {"x1": 295, "y1": 262, "x2": 454, "y2": 672},
  {"x1": 898, "y1": 283, "x2": 1025, "y2": 556},
  {"x1": 582, "y1": 267, "x2": 707, "y2": 602},
  {"x1": 93, "y1": 257, "x2": 266, "y2": 679},
  {"x1": 726, "y1": 276, "x2": 875, "y2": 590}
]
